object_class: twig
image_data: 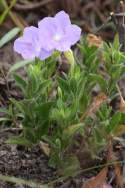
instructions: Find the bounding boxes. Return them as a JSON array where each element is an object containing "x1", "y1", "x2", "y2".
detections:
[{"x1": 14, "y1": 0, "x2": 53, "y2": 11}]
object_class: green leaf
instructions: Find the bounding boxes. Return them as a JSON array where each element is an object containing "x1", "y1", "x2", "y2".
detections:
[
  {"x1": 0, "y1": 117, "x2": 10, "y2": 122},
  {"x1": 0, "y1": 27, "x2": 20, "y2": 48},
  {"x1": 6, "y1": 136, "x2": 32, "y2": 146},
  {"x1": 8, "y1": 59, "x2": 34, "y2": 74},
  {"x1": 118, "y1": 113, "x2": 125, "y2": 124},
  {"x1": 35, "y1": 121, "x2": 49, "y2": 139},
  {"x1": 85, "y1": 52, "x2": 97, "y2": 66},
  {"x1": 37, "y1": 79, "x2": 51, "y2": 93},
  {"x1": 36, "y1": 101, "x2": 54, "y2": 121},
  {"x1": 64, "y1": 123, "x2": 84, "y2": 136},
  {"x1": 113, "y1": 34, "x2": 120, "y2": 50},
  {"x1": 70, "y1": 78, "x2": 77, "y2": 94},
  {"x1": 79, "y1": 92, "x2": 89, "y2": 113},
  {"x1": 60, "y1": 155, "x2": 80, "y2": 177},
  {"x1": 89, "y1": 74, "x2": 107, "y2": 91},
  {"x1": 24, "y1": 127, "x2": 37, "y2": 143},
  {"x1": 58, "y1": 77, "x2": 70, "y2": 94},
  {"x1": 10, "y1": 98, "x2": 25, "y2": 113},
  {"x1": 107, "y1": 112, "x2": 121, "y2": 133},
  {"x1": 13, "y1": 73, "x2": 27, "y2": 93},
  {"x1": 0, "y1": 107, "x2": 8, "y2": 113}
]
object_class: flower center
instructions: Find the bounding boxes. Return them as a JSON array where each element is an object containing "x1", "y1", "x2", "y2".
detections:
[
  {"x1": 53, "y1": 34, "x2": 62, "y2": 41},
  {"x1": 36, "y1": 46, "x2": 41, "y2": 52}
]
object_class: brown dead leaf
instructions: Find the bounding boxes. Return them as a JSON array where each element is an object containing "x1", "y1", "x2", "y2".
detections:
[
  {"x1": 87, "y1": 34, "x2": 103, "y2": 48},
  {"x1": 39, "y1": 141, "x2": 50, "y2": 157},
  {"x1": 80, "y1": 92, "x2": 107, "y2": 121},
  {"x1": 113, "y1": 124, "x2": 125, "y2": 136},
  {"x1": 115, "y1": 165, "x2": 124, "y2": 188},
  {"x1": 10, "y1": 11, "x2": 28, "y2": 30},
  {"x1": 82, "y1": 167, "x2": 108, "y2": 188},
  {"x1": 117, "y1": 85, "x2": 125, "y2": 113},
  {"x1": 119, "y1": 97, "x2": 125, "y2": 113}
]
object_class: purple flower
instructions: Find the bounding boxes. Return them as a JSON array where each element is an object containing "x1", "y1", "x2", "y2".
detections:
[
  {"x1": 14, "y1": 26, "x2": 52, "y2": 60},
  {"x1": 38, "y1": 11, "x2": 81, "y2": 52},
  {"x1": 14, "y1": 11, "x2": 81, "y2": 61}
]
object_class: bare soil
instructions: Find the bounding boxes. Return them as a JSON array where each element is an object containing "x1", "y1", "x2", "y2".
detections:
[{"x1": 0, "y1": 129, "x2": 56, "y2": 188}]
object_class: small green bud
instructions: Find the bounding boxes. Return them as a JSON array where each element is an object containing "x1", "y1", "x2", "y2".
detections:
[
  {"x1": 64, "y1": 49, "x2": 75, "y2": 66},
  {"x1": 64, "y1": 50, "x2": 75, "y2": 76}
]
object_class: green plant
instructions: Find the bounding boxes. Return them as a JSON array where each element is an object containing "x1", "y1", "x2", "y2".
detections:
[{"x1": 2, "y1": 33, "x2": 125, "y2": 176}]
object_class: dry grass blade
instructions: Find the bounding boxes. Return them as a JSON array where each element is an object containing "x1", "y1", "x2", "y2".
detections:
[
  {"x1": 0, "y1": 0, "x2": 26, "y2": 29},
  {"x1": 0, "y1": 0, "x2": 17, "y2": 24},
  {"x1": 0, "y1": 174, "x2": 50, "y2": 188},
  {"x1": 1, "y1": 0, "x2": 27, "y2": 29},
  {"x1": 9, "y1": 11, "x2": 28, "y2": 30}
]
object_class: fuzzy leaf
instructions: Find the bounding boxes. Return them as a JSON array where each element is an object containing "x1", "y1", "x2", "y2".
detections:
[
  {"x1": 107, "y1": 112, "x2": 121, "y2": 133},
  {"x1": 0, "y1": 27, "x2": 20, "y2": 48},
  {"x1": 9, "y1": 59, "x2": 34, "y2": 74},
  {"x1": 13, "y1": 73, "x2": 27, "y2": 93}
]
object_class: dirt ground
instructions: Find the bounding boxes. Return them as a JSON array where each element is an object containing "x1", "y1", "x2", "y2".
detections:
[{"x1": 0, "y1": 129, "x2": 56, "y2": 188}]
